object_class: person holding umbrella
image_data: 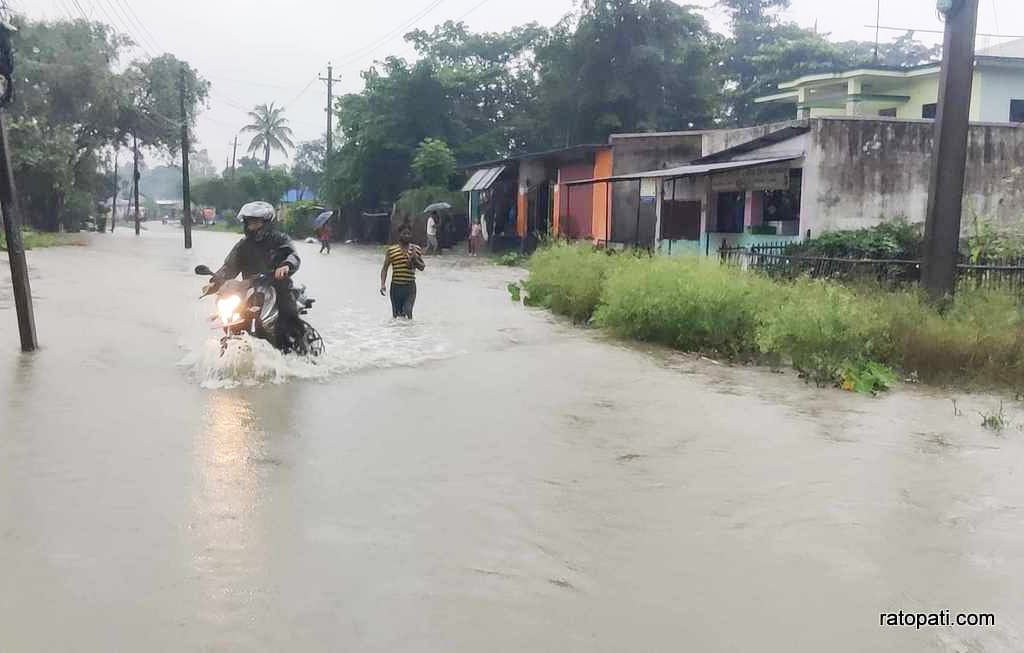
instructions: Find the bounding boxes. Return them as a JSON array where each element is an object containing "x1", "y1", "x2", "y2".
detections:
[
  {"x1": 423, "y1": 202, "x2": 451, "y2": 255},
  {"x1": 312, "y1": 210, "x2": 334, "y2": 254}
]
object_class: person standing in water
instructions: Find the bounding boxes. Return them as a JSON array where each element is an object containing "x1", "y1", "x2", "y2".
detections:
[
  {"x1": 318, "y1": 222, "x2": 332, "y2": 254},
  {"x1": 380, "y1": 222, "x2": 425, "y2": 319}
]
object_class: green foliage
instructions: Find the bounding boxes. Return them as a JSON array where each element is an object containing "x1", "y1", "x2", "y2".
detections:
[
  {"x1": 966, "y1": 215, "x2": 1024, "y2": 261},
  {"x1": 534, "y1": 0, "x2": 721, "y2": 143},
  {"x1": 496, "y1": 252, "x2": 527, "y2": 266},
  {"x1": 787, "y1": 220, "x2": 923, "y2": 259},
  {"x1": 411, "y1": 138, "x2": 457, "y2": 187},
  {"x1": 243, "y1": 103, "x2": 295, "y2": 168},
  {"x1": 10, "y1": 16, "x2": 207, "y2": 231},
  {"x1": 280, "y1": 200, "x2": 324, "y2": 238},
  {"x1": 757, "y1": 280, "x2": 886, "y2": 385},
  {"x1": 193, "y1": 168, "x2": 295, "y2": 214},
  {"x1": 718, "y1": 1, "x2": 939, "y2": 125},
  {"x1": 596, "y1": 257, "x2": 777, "y2": 358},
  {"x1": 840, "y1": 361, "x2": 897, "y2": 395},
  {"x1": 1, "y1": 228, "x2": 74, "y2": 251},
  {"x1": 292, "y1": 139, "x2": 326, "y2": 199},
  {"x1": 393, "y1": 186, "x2": 466, "y2": 225},
  {"x1": 979, "y1": 403, "x2": 1007, "y2": 431},
  {"x1": 522, "y1": 243, "x2": 620, "y2": 323},
  {"x1": 507, "y1": 282, "x2": 522, "y2": 302},
  {"x1": 519, "y1": 245, "x2": 1024, "y2": 392}
]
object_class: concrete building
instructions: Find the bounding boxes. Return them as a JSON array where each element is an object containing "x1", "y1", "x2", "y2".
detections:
[
  {"x1": 564, "y1": 117, "x2": 1024, "y2": 256},
  {"x1": 755, "y1": 38, "x2": 1024, "y2": 123}
]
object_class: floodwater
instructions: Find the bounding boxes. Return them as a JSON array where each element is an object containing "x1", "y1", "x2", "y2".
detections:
[{"x1": 2, "y1": 224, "x2": 1023, "y2": 652}]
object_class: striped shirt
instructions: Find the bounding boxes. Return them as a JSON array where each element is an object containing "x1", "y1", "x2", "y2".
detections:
[{"x1": 387, "y1": 244, "x2": 419, "y2": 285}]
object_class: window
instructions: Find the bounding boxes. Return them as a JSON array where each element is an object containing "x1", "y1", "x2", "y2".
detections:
[
  {"x1": 761, "y1": 170, "x2": 803, "y2": 224},
  {"x1": 879, "y1": 108, "x2": 898, "y2": 118},
  {"x1": 714, "y1": 192, "x2": 745, "y2": 234},
  {"x1": 1011, "y1": 100, "x2": 1024, "y2": 123},
  {"x1": 922, "y1": 103, "x2": 937, "y2": 119},
  {"x1": 661, "y1": 201, "x2": 702, "y2": 241}
]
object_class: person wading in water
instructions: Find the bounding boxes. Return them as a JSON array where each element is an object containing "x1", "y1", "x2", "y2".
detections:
[{"x1": 380, "y1": 222, "x2": 425, "y2": 319}]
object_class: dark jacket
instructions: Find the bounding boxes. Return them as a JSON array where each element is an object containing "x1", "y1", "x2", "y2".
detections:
[{"x1": 213, "y1": 230, "x2": 301, "y2": 282}]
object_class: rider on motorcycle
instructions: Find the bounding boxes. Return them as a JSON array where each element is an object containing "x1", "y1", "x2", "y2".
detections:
[{"x1": 209, "y1": 201, "x2": 301, "y2": 346}]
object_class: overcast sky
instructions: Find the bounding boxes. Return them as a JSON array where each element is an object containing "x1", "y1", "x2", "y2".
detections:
[{"x1": 23, "y1": 0, "x2": 1024, "y2": 168}]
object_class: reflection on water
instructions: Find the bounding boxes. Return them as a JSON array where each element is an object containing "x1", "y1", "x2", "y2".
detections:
[{"x1": 192, "y1": 391, "x2": 266, "y2": 638}]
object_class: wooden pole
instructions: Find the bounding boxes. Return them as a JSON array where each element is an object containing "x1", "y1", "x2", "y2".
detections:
[
  {"x1": 133, "y1": 132, "x2": 141, "y2": 236},
  {"x1": 110, "y1": 147, "x2": 118, "y2": 232},
  {"x1": 921, "y1": 0, "x2": 980, "y2": 301},
  {"x1": 0, "y1": 112, "x2": 38, "y2": 351},
  {"x1": 180, "y1": 66, "x2": 192, "y2": 249}
]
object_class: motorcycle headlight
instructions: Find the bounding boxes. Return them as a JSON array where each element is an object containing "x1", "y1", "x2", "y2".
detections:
[{"x1": 217, "y1": 295, "x2": 242, "y2": 325}]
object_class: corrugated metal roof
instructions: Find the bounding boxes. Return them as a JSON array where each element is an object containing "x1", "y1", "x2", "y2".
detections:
[
  {"x1": 563, "y1": 155, "x2": 801, "y2": 186},
  {"x1": 461, "y1": 166, "x2": 505, "y2": 192}
]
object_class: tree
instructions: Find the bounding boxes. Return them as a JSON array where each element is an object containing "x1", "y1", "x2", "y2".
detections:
[
  {"x1": 292, "y1": 139, "x2": 326, "y2": 199},
  {"x1": 10, "y1": 16, "x2": 208, "y2": 230},
  {"x1": 411, "y1": 138, "x2": 456, "y2": 187},
  {"x1": 532, "y1": 0, "x2": 721, "y2": 145},
  {"x1": 718, "y1": 0, "x2": 941, "y2": 125},
  {"x1": 243, "y1": 102, "x2": 295, "y2": 168}
]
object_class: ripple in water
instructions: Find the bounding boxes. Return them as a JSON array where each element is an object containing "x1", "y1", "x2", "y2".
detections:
[{"x1": 179, "y1": 308, "x2": 455, "y2": 388}]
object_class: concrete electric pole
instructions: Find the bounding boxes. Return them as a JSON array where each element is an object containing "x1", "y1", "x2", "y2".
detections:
[
  {"x1": 320, "y1": 63, "x2": 341, "y2": 156},
  {"x1": 920, "y1": 0, "x2": 980, "y2": 302}
]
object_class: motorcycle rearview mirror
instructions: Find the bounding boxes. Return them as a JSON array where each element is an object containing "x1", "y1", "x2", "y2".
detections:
[{"x1": 194, "y1": 265, "x2": 213, "y2": 276}]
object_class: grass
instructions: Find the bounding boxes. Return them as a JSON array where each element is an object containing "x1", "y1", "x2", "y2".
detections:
[
  {"x1": 520, "y1": 243, "x2": 1024, "y2": 392},
  {"x1": 1, "y1": 228, "x2": 81, "y2": 251},
  {"x1": 197, "y1": 222, "x2": 243, "y2": 234}
]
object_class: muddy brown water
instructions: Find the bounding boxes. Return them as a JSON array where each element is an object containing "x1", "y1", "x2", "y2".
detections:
[{"x1": 1, "y1": 224, "x2": 1022, "y2": 652}]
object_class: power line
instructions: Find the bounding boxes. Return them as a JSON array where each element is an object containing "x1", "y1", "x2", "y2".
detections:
[
  {"x1": 99, "y1": 0, "x2": 160, "y2": 55},
  {"x1": 112, "y1": 0, "x2": 164, "y2": 54},
  {"x1": 89, "y1": 0, "x2": 155, "y2": 58},
  {"x1": 283, "y1": 75, "x2": 319, "y2": 110},
  {"x1": 454, "y1": 0, "x2": 494, "y2": 22},
  {"x1": 333, "y1": 0, "x2": 446, "y2": 67},
  {"x1": 865, "y1": 24, "x2": 1024, "y2": 39}
]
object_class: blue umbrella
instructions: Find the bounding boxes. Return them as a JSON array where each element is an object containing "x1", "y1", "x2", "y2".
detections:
[{"x1": 312, "y1": 210, "x2": 333, "y2": 228}]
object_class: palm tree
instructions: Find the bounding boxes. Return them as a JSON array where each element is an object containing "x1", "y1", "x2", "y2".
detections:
[{"x1": 242, "y1": 102, "x2": 295, "y2": 168}]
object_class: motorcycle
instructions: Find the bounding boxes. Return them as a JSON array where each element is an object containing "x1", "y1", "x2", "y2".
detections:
[{"x1": 194, "y1": 264, "x2": 325, "y2": 357}]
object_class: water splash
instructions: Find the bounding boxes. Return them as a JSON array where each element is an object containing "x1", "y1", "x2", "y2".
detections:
[{"x1": 179, "y1": 307, "x2": 455, "y2": 388}]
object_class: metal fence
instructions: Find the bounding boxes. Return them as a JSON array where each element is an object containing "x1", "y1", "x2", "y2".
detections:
[{"x1": 720, "y1": 245, "x2": 1024, "y2": 294}]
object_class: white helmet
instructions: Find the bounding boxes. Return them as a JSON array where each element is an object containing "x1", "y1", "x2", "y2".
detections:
[{"x1": 237, "y1": 201, "x2": 276, "y2": 224}]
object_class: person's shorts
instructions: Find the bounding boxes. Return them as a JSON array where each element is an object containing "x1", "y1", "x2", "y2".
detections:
[{"x1": 390, "y1": 282, "x2": 416, "y2": 318}]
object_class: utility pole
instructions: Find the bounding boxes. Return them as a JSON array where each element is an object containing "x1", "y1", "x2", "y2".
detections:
[
  {"x1": 133, "y1": 132, "x2": 141, "y2": 236},
  {"x1": 0, "y1": 19, "x2": 37, "y2": 351},
  {"x1": 320, "y1": 63, "x2": 341, "y2": 156},
  {"x1": 920, "y1": 0, "x2": 980, "y2": 302},
  {"x1": 179, "y1": 66, "x2": 192, "y2": 249},
  {"x1": 231, "y1": 134, "x2": 238, "y2": 177},
  {"x1": 873, "y1": 0, "x2": 882, "y2": 63},
  {"x1": 110, "y1": 147, "x2": 118, "y2": 232}
]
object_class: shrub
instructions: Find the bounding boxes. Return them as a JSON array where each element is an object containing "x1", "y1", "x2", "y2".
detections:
[
  {"x1": 878, "y1": 289, "x2": 1024, "y2": 388},
  {"x1": 787, "y1": 219, "x2": 923, "y2": 260},
  {"x1": 522, "y1": 243, "x2": 618, "y2": 323},
  {"x1": 596, "y1": 257, "x2": 777, "y2": 358},
  {"x1": 756, "y1": 280, "x2": 887, "y2": 385}
]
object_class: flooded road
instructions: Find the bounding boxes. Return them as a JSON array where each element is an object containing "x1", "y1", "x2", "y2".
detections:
[{"x1": 2, "y1": 225, "x2": 1023, "y2": 652}]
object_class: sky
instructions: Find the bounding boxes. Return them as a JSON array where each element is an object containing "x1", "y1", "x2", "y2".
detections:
[{"x1": 22, "y1": 0, "x2": 1024, "y2": 169}]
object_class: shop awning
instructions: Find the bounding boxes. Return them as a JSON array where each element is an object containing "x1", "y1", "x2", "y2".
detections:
[
  {"x1": 563, "y1": 155, "x2": 802, "y2": 186},
  {"x1": 461, "y1": 166, "x2": 506, "y2": 192}
]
